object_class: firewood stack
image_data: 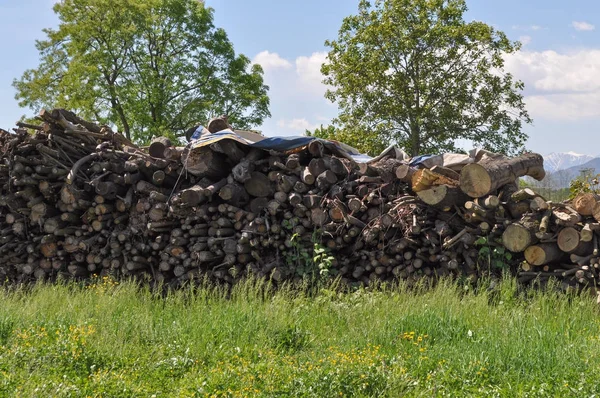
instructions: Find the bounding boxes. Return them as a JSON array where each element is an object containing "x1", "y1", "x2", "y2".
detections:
[
  {"x1": 0, "y1": 109, "x2": 595, "y2": 291},
  {"x1": 509, "y1": 190, "x2": 600, "y2": 291}
]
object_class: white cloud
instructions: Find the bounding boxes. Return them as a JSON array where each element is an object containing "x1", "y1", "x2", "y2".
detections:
[
  {"x1": 505, "y1": 49, "x2": 600, "y2": 93},
  {"x1": 572, "y1": 21, "x2": 595, "y2": 31},
  {"x1": 277, "y1": 118, "x2": 319, "y2": 132},
  {"x1": 252, "y1": 51, "x2": 292, "y2": 72},
  {"x1": 504, "y1": 49, "x2": 600, "y2": 119},
  {"x1": 512, "y1": 25, "x2": 543, "y2": 31},
  {"x1": 248, "y1": 50, "x2": 335, "y2": 137},
  {"x1": 519, "y1": 35, "x2": 532, "y2": 46},
  {"x1": 295, "y1": 52, "x2": 328, "y2": 94},
  {"x1": 524, "y1": 93, "x2": 600, "y2": 120}
]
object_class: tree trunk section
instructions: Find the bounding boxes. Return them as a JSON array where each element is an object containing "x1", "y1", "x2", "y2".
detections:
[
  {"x1": 149, "y1": 136, "x2": 172, "y2": 158},
  {"x1": 183, "y1": 147, "x2": 229, "y2": 179},
  {"x1": 524, "y1": 243, "x2": 563, "y2": 266},
  {"x1": 460, "y1": 153, "x2": 545, "y2": 198},
  {"x1": 573, "y1": 193, "x2": 600, "y2": 216},
  {"x1": 502, "y1": 215, "x2": 540, "y2": 252},
  {"x1": 558, "y1": 227, "x2": 593, "y2": 255},
  {"x1": 244, "y1": 172, "x2": 272, "y2": 197},
  {"x1": 396, "y1": 164, "x2": 417, "y2": 183},
  {"x1": 417, "y1": 185, "x2": 466, "y2": 211}
]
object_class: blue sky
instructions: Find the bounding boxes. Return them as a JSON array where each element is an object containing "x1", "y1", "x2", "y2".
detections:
[{"x1": 0, "y1": 0, "x2": 599, "y2": 156}]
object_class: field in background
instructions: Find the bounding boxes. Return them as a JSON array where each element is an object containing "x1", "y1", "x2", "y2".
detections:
[{"x1": 0, "y1": 278, "x2": 599, "y2": 397}]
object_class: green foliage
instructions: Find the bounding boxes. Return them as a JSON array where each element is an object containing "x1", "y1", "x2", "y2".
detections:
[
  {"x1": 322, "y1": 0, "x2": 531, "y2": 156},
  {"x1": 306, "y1": 124, "x2": 389, "y2": 156},
  {"x1": 312, "y1": 241, "x2": 336, "y2": 279},
  {"x1": 475, "y1": 236, "x2": 513, "y2": 271},
  {"x1": 568, "y1": 168, "x2": 600, "y2": 200},
  {"x1": 1, "y1": 279, "x2": 600, "y2": 396},
  {"x1": 13, "y1": 0, "x2": 270, "y2": 143},
  {"x1": 283, "y1": 227, "x2": 336, "y2": 281}
]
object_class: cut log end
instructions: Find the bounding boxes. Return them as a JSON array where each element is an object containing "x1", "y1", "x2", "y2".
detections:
[
  {"x1": 573, "y1": 193, "x2": 598, "y2": 216},
  {"x1": 459, "y1": 164, "x2": 492, "y2": 198},
  {"x1": 502, "y1": 224, "x2": 536, "y2": 252},
  {"x1": 524, "y1": 243, "x2": 563, "y2": 266},
  {"x1": 417, "y1": 185, "x2": 463, "y2": 210}
]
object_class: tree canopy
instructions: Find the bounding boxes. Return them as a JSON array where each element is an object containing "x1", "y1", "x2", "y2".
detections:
[
  {"x1": 320, "y1": 0, "x2": 531, "y2": 156},
  {"x1": 13, "y1": 0, "x2": 270, "y2": 143}
]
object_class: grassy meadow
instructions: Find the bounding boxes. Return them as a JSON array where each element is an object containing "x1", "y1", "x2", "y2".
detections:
[{"x1": 0, "y1": 277, "x2": 599, "y2": 397}]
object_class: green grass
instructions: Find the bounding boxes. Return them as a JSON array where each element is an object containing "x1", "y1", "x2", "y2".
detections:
[{"x1": 0, "y1": 277, "x2": 599, "y2": 397}]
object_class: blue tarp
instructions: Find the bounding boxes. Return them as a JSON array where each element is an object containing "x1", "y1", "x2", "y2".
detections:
[
  {"x1": 408, "y1": 154, "x2": 436, "y2": 167},
  {"x1": 187, "y1": 128, "x2": 479, "y2": 169},
  {"x1": 188, "y1": 129, "x2": 375, "y2": 163}
]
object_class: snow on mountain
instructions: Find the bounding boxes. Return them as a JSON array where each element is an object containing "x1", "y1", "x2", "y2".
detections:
[{"x1": 543, "y1": 152, "x2": 597, "y2": 173}]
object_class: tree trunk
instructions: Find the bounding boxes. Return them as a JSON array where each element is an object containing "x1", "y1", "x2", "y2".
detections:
[
  {"x1": 502, "y1": 215, "x2": 541, "y2": 252},
  {"x1": 244, "y1": 172, "x2": 272, "y2": 197},
  {"x1": 524, "y1": 243, "x2": 564, "y2": 266},
  {"x1": 558, "y1": 227, "x2": 592, "y2": 255},
  {"x1": 572, "y1": 193, "x2": 599, "y2": 216},
  {"x1": 149, "y1": 136, "x2": 172, "y2": 158},
  {"x1": 417, "y1": 185, "x2": 466, "y2": 211},
  {"x1": 219, "y1": 183, "x2": 249, "y2": 207},
  {"x1": 460, "y1": 153, "x2": 545, "y2": 198},
  {"x1": 179, "y1": 185, "x2": 205, "y2": 206},
  {"x1": 183, "y1": 147, "x2": 228, "y2": 179},
  {"x1": 396, "y1": 164, "x2": 417, "y2": 183},
  {"x1": 369, "y1": 158, "x2": 406, "y2": 183}
]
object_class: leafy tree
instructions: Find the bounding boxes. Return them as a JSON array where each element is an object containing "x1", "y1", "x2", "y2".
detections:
[
  {"x1": 321, "y1": 0, "x2": 531, "y2": 156},
  {"x1": 13, "y1": 0, "x2": 270, "y2": 143},
  {"x1": 568, "y1": 168, "x2": 600, "y2": 200}
]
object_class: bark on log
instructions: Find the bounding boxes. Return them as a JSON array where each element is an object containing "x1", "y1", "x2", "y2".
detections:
[
  {"x1": 232, "y1": 159, "x2": 253, "y2": 183},
  {"x1": 460, "y1": 153, "x2": 545, "y2": 198},
  {"x1": 558, "y1": 227, "x2": 593, "y2": 255},
  {"x1": 524, "y1": 243, "x2": 564, "y2": 266},
  {"x1": 530, "y1": 197, "x2": 549, "y2": 212},
  {"x1": 207, "y1": 116, "x2": 230, "y2": 133},
  {"x1": 183, "y1": 147, "x2": 229, "y2": 179},
  {"x1": 219, "y1": 183, "x2": 249, "y2": 207},
  {"x1": 149, "y1": 137, "x2": 172, "y2": 158},
  {"x1": 502, "y1": 215, "x2": 540, "y2": 252},
  {"x1": 301, "y1": 167, "x2": 315, "y2": 185},
  {"x1": 506, "y1": 201, "x2": 532, "y2": 219},
  {"x1": 417, "y1": 185, "x2": 466, "y2": 211},
  {"x1": 573, "y1": 193, "x2": 599, "y2": 216},
  {"x1": 396, "y1": 165, "x2": 417, "y2": 183},
  {"x1": 369, "y1": 158, "x2": 406, "y2": 183},
  {"x1": 511, "y1": 188, "x2": 537, "y2": 202},
  {"x1": 316, "y1": 170, "x2": 338, "y2": 190},
  {"x1": 211, "y1": 140, "x2": 246, "y2": 163},
  {"x1": 244, "y1": 172, "x2": 272, "y2": 197},
  {"x1": 591, "y1": 202, "x2": 600, "y2": 223},
  {"x1": 308, "y1": 158, "x2": 327, "y2": 177},
  {"x1": 249, "y1": 197, "x2": 269, "y2": 214},
  {"x1": 179, "y1": 185, "x2": 205, "y2": 206}
]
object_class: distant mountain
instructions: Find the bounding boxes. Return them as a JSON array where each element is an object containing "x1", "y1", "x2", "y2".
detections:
[
  {"x1": 560, "y1": 157, "x2": 600, "y2": 180},
  {"x1": 543, "y1": 152, "x2": 597, "y2": 173},
  {"x1": 531, "y1": 157, "x2": 600, "y2": 189}
]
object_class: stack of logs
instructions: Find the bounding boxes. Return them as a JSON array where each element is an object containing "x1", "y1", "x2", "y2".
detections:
[
  {"x1": 0, "y1": 109, "x2": 596, "y2": 291},
  {"x1": 511, "y1": 189, "x2": 600, "y2": 291}
]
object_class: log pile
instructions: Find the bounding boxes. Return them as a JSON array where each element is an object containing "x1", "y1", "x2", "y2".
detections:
[{"x1": 0, "y1": 109, "x2": 597, "y2": 291}]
